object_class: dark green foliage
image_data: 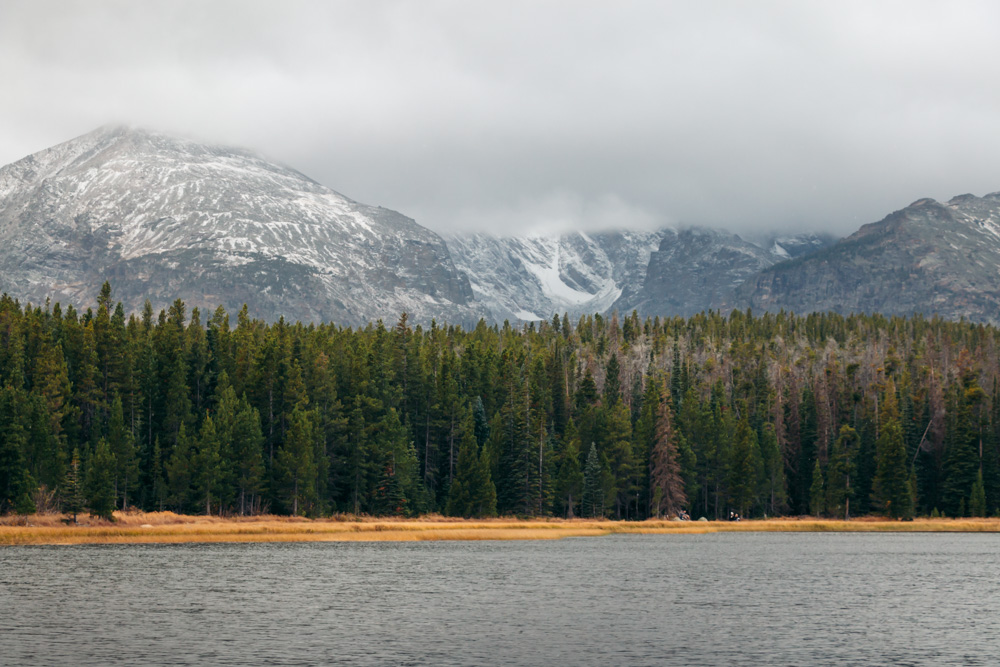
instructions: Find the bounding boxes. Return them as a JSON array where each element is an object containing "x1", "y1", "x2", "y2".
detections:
[
  {"x1": 446, "y1": 410, "x2": 497, "y2": 517},
  {"x1": 0, "y1": 386, "x2": 34, "y2": 515},
  {"x1": 193, "y1": 414, "x2": 223, "y2": 515},
  {"x1": 108, "y1": 394, "x2": 139, "y2": 509},
  {"x1": 874, "y1": 419, "x2": 914, "y2": 519},
  {"x1": 275, "y1": 407, "x2": 318, "y2": 515},
  {"x1": 3, "y1": 287, "x2": 1000, "y2": 521},
  {"x1": 728, "y1": 415, "x2": 762, "y2": 517},
  {"x1": 372, "y1": 461, "x2": 408, "y2": 516},
  {"x1": 581, "y1": 443, "x2": 603, "y2": 518},
  {"x1": 62, "y1": 448, "x2": 84, "y2": 522},
  {"x1": 553, "y1": 419, "x2": 584, "y2": 518},
  {"x1": 809, "y1": 459, "x2": 825, "y2": 517},
  {"x1": 85, "y1": 438, "x2": 116, "y2": 520},
  {"x1": 943, "y1": 367, "x2": 984, "y2": 517},
  {"x1": 970, "y1": 469, "x2": 987, "y2": 517},
  {"x1": 759, "y1": 424, "x2": 786, "y2": 516},
  {"x1": 650, "y1": 401, "x2": 686, "y2": 518},
  {"x1": 826, "y1": 425, "x2": 859, "y2": 519}
]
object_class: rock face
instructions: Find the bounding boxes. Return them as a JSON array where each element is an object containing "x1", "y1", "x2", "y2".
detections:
[
  {"x1": 0, "y1": 126, "x2": 475, "y2": 325},
  {"x1": 445, "y1": 230, "x2": 664, "y2": 321},
  {"x1": 738, "y1": 194, "x2": 1000, "y2": 322},
  {"x1": 448, "y1": 227, "x2": 835, "y2": 321},
  {"x1": 8, "y1": 126, "x2": 998, "y2": 326},
  {"x1": 618, "y1": 228, "x2": 784, "y2": 317}
]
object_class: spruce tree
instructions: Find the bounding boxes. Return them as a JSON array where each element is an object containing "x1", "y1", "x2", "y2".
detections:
[
  {"x1": 603, "y1": 354, "x2": 621, "y2": 406},
  {"x1": 604, "y1": 400, "x2": 634, "y2": 518},
  {"x1": 650, "y1": 401, "x2": 686, "y2": 518},
  {"x1": 62, "y1": 448, "x2": 84, "y2": 523},
  {"x1": 809, "y1": 459, "x2": 825, "y2": 517},
  {"x1": 372, "y1": 461, "x2": 408, "y2": 516},
  {"x1": 943, "y1": 371, "x2": 983, "y2": 517},
  {"x1": 553, "y1": 419, "x2": 584, "y2": 518},
  {"x1": 873, "y1": 419, "x2": 913, "y2": 519},
  {"x1": 446, "y1": 411, "x2": 497, "y2": 517},
  {"x1": 108, "y1": 394, "x2": 139, "y2": 510},
  {"x1": 193, "y1": 414, "x2": 223, "y2": 515},
  {"x1": 85, "y1": 438, "x2": 116, "y2": 520},
  {"x1": 0, "y1": 386, "x2": 35, "y2": 516},
  {"x1": 166, "y1": 423, "x2": 195, "y2": 512},
  {"x1": 275, "y1": 408, "x2": 317, "y2": 515},
  {"x1": 232, "y1": 396, "x2": 265, "y2": 515},
  {"x1": 758, "y1": 424, "x2": 786, "y2": 516},
  {"x1": 825, "y1": 425, "x2": 859, "y2": 519},
  {"x1": 970, "y1": 469, "x2": 987, "y2": 517},
  {"x1": 727, "y1": 414, "x2": 761, "y2": 518},
  {"x1": 581, "y1": 443, "x2": 603, "y2": 518}
]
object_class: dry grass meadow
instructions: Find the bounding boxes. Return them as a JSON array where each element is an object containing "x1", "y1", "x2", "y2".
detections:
[{"x1": 4, "y1": 512, "x2": 1000, "y2": 546}]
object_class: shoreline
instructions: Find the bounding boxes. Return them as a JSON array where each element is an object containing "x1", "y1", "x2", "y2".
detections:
[{"x1": 4, "y1": 513, "x2": 1000, "y2": 545}]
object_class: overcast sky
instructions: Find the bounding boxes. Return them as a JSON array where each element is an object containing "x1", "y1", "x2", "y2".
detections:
[{"x1": 2, "y1": 1, "x2": 1000, "y2": 236}]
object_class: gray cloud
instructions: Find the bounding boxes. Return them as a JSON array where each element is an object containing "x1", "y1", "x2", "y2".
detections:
[{"x1": 3, "y1": 0, "x2": 1000, "y2": 236}]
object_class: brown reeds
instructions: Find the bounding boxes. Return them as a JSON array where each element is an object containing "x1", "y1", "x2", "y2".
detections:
[{"x1": 3, "y1": 513, "x2": 1000, "y2": 546}]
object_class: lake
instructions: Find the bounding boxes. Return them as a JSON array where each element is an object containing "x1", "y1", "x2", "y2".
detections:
[{"x1": 2, "y1": 533, "x2": 998, "y2": 665}]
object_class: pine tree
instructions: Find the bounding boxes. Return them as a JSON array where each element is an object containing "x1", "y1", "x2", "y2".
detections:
[
  {"x1": 275, "y1": 408, "x2": 318, "y2": 515},
  {"x1": 943, "y1": 369, "x2": 983, "y2": 517},
  {"x1": 873, "y1": 419, "x2": 913, "y2": 519},
  {"x1": 150, "y1": 436, "x2": 169, "y2": 511},
  {"x1": 0, "y1": 386, "x2": 35, "y2": 515},
  {"x1": 85, "y1": 438, "x2": 116, "y2": 520},
  {"x1": 553, "y1": 419, "x2": 584, "y2": 518},
  {"x1": 193, "y1": 414, "x2": 223, "y2": 515},
  {"x1": 604, "y1": 400, "x2": 634, "y2": 518},
  {"x1": 650, "y1": 401, "x2": 686, "y2": 518},
  {"x1": 604, "y1": 354, "x2": 621, "y2": 406},
  {"x1": 581, "y1": 443, "x2": 603, "y2": 518},
  {"x1": 809, "y1": 459, "x2": 825, "y2": 517},
  {"x1": 758, "y1": 423, "x2": 786, "y2": 516},
  {"x1": 166, "y1": 423, "x2": 195, "y2": 512},
  {"x1": 232, "y1": 396, "x2": 265, "y2": 515},
  {"x1": 108, "y1": 394, "x2": 139, "y2": 509},
  {"x1": 62, "y1": 448, "x2": 84, "y2": 523},
  {"x1": 372, "y1": 461, "x2": 408, "y2": 516},
  {"x1": 727, "y1": 414, "x2": 762, "y2": 518},
  {"x1": 447, "y1": 410, "x2": 497, "y2": 517},
  {"x1": 970, "y1": 469, "x2": 987, "y2": 517},
  {"x1": 825, "y1": 425, "x2": 859, "y2": 519},
  {"x1": 473, "y1": 395, "x2": 490, "y2": 447}
]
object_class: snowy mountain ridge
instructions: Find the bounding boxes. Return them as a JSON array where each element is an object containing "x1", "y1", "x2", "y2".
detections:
[
  {"x1": 446, "y1": 227, "x2": 835, "y2": 321},
  {"x1": 0, "y1": 125, "x2": 844, "y2": 325},
  {"x1": 444, "y1": 229, "x2": 665, "y2": 321},
  {"x1": 0, "y1": 125, "x2": 476, "y2": 325}
]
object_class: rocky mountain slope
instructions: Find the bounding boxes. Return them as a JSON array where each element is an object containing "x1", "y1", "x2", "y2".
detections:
[
  {"x1": 617, "y1": 228, "x2": 779, "y2": 317},
  {"x1": 444, "y1": 230, "x2": 664, "y2": 321},
  {"x1": 738, "y1": 193, "x2": 1000, "y2": 322},
  {"x1": 0, "y1": 126, "x2": 475, "y2": 325},
  {"x1": 7, "y1": 126, "x2": 998, "y2": 326},
  {"x1": 448, "y1": 228, "x2": 834, "y2": 321}
]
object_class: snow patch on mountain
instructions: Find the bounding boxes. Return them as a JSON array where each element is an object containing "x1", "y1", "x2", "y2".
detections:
[
  {"x1": 446, "y1": 229, "x2": 665, "y2": 321},
  {"x1": 0, "y1": 125, "x2": 476, "y2": 325}
]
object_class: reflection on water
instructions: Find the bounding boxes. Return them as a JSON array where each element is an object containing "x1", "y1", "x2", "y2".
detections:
[{"x1": 2, "y1": 533, "x2": 998, "y2": 665}]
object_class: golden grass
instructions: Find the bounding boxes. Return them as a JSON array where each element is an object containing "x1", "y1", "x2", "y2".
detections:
[{"x1": 3, "y1": 512, "x2": 1000, "y2": 546}]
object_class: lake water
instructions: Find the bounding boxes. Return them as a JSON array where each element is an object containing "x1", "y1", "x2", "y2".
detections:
[{"x1": 2, "y1": 533, "x2": 998, "y2": 665}]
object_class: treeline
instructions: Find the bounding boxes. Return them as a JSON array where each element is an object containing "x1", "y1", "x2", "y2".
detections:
[{"x1": 2, "y1": 282, "x2": 1000, "y2": 521}]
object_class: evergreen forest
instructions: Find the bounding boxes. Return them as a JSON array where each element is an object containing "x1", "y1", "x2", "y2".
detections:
[{"x1": 2, "y1": 282, "x2": 1000, "y2": 522}]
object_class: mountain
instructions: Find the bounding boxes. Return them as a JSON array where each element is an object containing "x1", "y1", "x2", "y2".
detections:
[
  {"x1": 13, "y1": 126, "x2": 997, "y2": 327},
  {"x1": 445, "y1": 230, "x2": 664, "y2": 321},
  {"x1": 617, "y1": 228, "x2": 806, "y2": 318},
  {"x1": 0, "y1": 126, "x2": 476, "y2": 325},
  {"x1": 737, "y1": 193, "x2": 1000, "y2": 322},
  {"x1": 449, "y1": 228, "x2": 835, "y2": 321}
]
